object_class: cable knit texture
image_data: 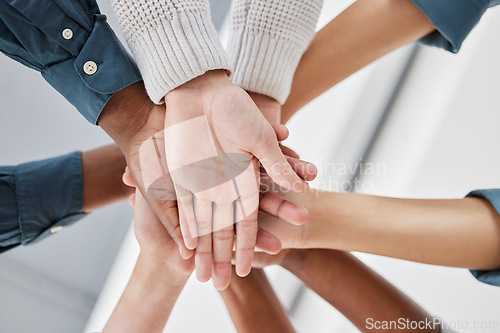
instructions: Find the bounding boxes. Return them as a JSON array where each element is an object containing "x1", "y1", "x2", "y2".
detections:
[
  {"x1": 111, "y1": 0, "x2": 232, "y2": 103},
  {"x1": 227, "y1": 0, "x2": 323, "y2": 104}
]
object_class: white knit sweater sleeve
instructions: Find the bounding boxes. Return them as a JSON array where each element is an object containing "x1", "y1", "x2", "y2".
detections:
[
  {"x1": 110, "y1": 0, "x2": 232, "y2": 104},
  {"x1": 227, "y1": 0, "x2": 323, "y2": 104}
]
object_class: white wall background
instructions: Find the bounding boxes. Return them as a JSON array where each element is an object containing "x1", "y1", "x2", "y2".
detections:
[{"x1": 1, "y1": 1, "x2": 500, "y2": 333}]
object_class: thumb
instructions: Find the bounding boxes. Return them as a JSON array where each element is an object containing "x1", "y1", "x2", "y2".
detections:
[{"x1": 252, "y1": 129, "x2": 309, "y2": 192}]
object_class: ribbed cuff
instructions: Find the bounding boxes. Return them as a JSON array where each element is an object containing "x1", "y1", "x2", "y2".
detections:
[
  {"x1": 127, "y1": 11, "x2": 232, "y2": 104},
  {"x1": 228, "y1": 28, "x2": 304, "y2": 104}
]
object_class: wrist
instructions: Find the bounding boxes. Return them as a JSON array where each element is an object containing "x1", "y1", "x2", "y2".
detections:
[
  {"x1": 163, "y1": 70, "x2": 231, "y2": 124},
  {"x1": 81, "y1": 145, "x2": 132, "y2": 212},
  {"x1": 137, "y1": 252, "x2": 191, "y2": 286},
  {"x1": 168, "y1": 69, "x2": 229, "y2": 93},
  {"x1": 303, "y1": 191, "x2": 360, "y2": 249},
  {"x1": 247, "y1": 92, "x2": 281, "y2": 125},
  {"x1": 98, "y1": 81, "x2": 156, "y2": 150},
  {"x1": 280, "y1": 249, "x2": 308, "y2": 272}
]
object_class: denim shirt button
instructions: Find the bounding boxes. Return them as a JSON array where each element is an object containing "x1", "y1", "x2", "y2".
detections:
[
  {"x1": 50, "y1": 226, "x2": 63, "y2": 233},
  {"x1": 83, "y1": 61, "x2": 98, "y2": 75},
  {"x1": 62, "y1": 28, "x2": 73, "y2": 40}
]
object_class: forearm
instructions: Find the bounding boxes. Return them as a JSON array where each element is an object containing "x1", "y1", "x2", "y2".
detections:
[
  {"x1": 102, "y1": 252, "x2": 189, "y2": 333},
  {"x1": 81, "y1": 145, "x2": 132, "y2": 212},
  {"x1": 282, "y1": 0, "x2": 434, "y2": 122},
  {"x1": 219, "y1": 268, "x2": 295, "y2": 333},
  {"x1": 282, "y1": 249, "x2": 438, "y2": 333},
  {"x1": 308, "y1": 192, "x2": 500, "y2": 270}
]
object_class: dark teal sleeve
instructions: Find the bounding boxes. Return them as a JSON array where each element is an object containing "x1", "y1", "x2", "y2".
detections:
[
  {"x1": 0, "y1": 152, "x2": 87, "y2": 253},
  {"x1": 467, "y1": 189, "x2": 500, "y2": 287},
  {"x1": 411, "y1": 0, "x2": 500, "y2": 53},
  {"x1": 0, "y1": 0, "x2": 142, "y2": 124}
]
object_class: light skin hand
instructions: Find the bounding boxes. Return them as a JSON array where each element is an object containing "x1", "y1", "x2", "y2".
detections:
[
  {"x1": 123, "y1": 167, "x2": 287, "y2": 258},
  {"x1": 255, "y1": 186, "x2": 500, "y2": 271},
  {"x1": 164, "y1": 69, "x2": 309, "y2": 289},
  {"x1": 122, "y1": 146, "x2": 317, "y2": 287},
  {"x1": 248, "y1": 92, "x2": 300, "y2": 159},
  {"x1": 102, "y1": 189, "x2": 193, "y2": 333}
]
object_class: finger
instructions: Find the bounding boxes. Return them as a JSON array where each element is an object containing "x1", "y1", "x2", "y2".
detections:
[
  {"x1": 234, "y1": 199, "x2": 258, "y2": 277},
  {"x1": 252, "y1": 130, "x2": 309, "y2": 192},
  {"x1": 286, "y1": 156, "x2": 317, "y2": 181},
  {"x1": 177, "y1": 201, "x2": 196, "y2": 251},
  {"x1": 272, "y1": 124, "x2": 289, "y2": 141},
  {"x1": 176, "y1": 186, "x2": 198, "y2": 249},
  {"x1": 250, "y1": 252, "x2": 282, "y2": 269},
  {"x1": 259, "y1": 191, "x2": 309, "y2": 225},
  {"x1": 128, "y1": 193, "x2": 136, "y2": 207},
  {"x1": 150, "y1": 198, "x2": 194, "y2": 259},
  {"x1": 231, "y1": 159, "x2": 260, "y2": 277},
  {"x1": 194, "y1": 197, "x2": 213, "y2": 282},
  {"x1": 280, "y1": 144, "x2": 300, "y2": 159},
  {"x1": 255, "y1": 228, "x2": 282, "y2": 254},
  {"x1": 123, "y1": 166, "x2": 137, "y2": 187},
  {"x1": 134, "y1": 190, "x2": 157, "y2": 222},
  {"x1": 212, "y1": 203, "x2": 234, "y2": 290},
  {"x1": 138, "y1": 130, "x2": 171, "y2": 199}
]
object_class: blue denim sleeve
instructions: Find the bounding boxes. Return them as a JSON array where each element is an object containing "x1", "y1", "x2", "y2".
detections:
[
  {"x1": 0, "y1": 0, "x2": 142, "y2": 124},
  {"x1": 410, "y1": 0, "x2": 500, "y2": 53},
  {"x1": 0, "y1": 152, "x2": 86, "y2": 253},
  {"x1": 467, "y1": 189, "x2": 500, "y2": 287}
]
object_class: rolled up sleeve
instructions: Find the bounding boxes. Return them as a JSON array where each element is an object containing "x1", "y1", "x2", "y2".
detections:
[
  {"x1": 411, "y1": 0, "x2": 499, "y2": 53},
  {"x1": 0, "y1": 152, "x2": 86, "y2": 253},
  {"x1": 0, "y1": 0, "x2": 142, "y2": 124},
  {"x1": 467, "y1": 189, "x2": 500, "y2": 287}
]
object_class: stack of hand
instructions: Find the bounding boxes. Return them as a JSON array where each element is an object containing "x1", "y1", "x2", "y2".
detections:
[
  {"x1": 117, "y1": 76, "x2": 316, "y2": 289},
  {"x1": 2, "y1": 0, "x2": 499, "y2": 332}
]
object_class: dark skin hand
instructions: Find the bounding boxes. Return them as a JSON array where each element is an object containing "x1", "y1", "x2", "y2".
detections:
[
  {"x1": 252, "y1": 249, "x2": 440, "y2": 333},
  {"x1": 219, "y1": 267, "x2": 295, "y2": 333}
]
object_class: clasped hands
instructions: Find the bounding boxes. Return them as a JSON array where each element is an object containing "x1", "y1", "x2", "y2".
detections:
[{"x1": 124, "y1": 70, "x2": 316, "y2": 289}]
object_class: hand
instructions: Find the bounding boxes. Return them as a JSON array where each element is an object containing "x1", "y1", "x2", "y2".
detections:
[
  {"x1": 134, "y1": 126, "x2": 312, "y2": 290},
  {"x1": 164, "y1": 70, "x2": 309, "y2": 289},
  {"x1": 102, "y1": 185, "x2": 193, "y2": 333},
  {"x1": 247, "y1": 92, "x2": 281, "y2": 126},
  {"x1": 123, "y1": 167, "x2": 286, "y2": 273},
  {"x1": 248, "y1": 92, "x2": 300, "y2": 159},
  {"x1": 133, "y1": 188, "x2": 194, "y2": 276}
]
